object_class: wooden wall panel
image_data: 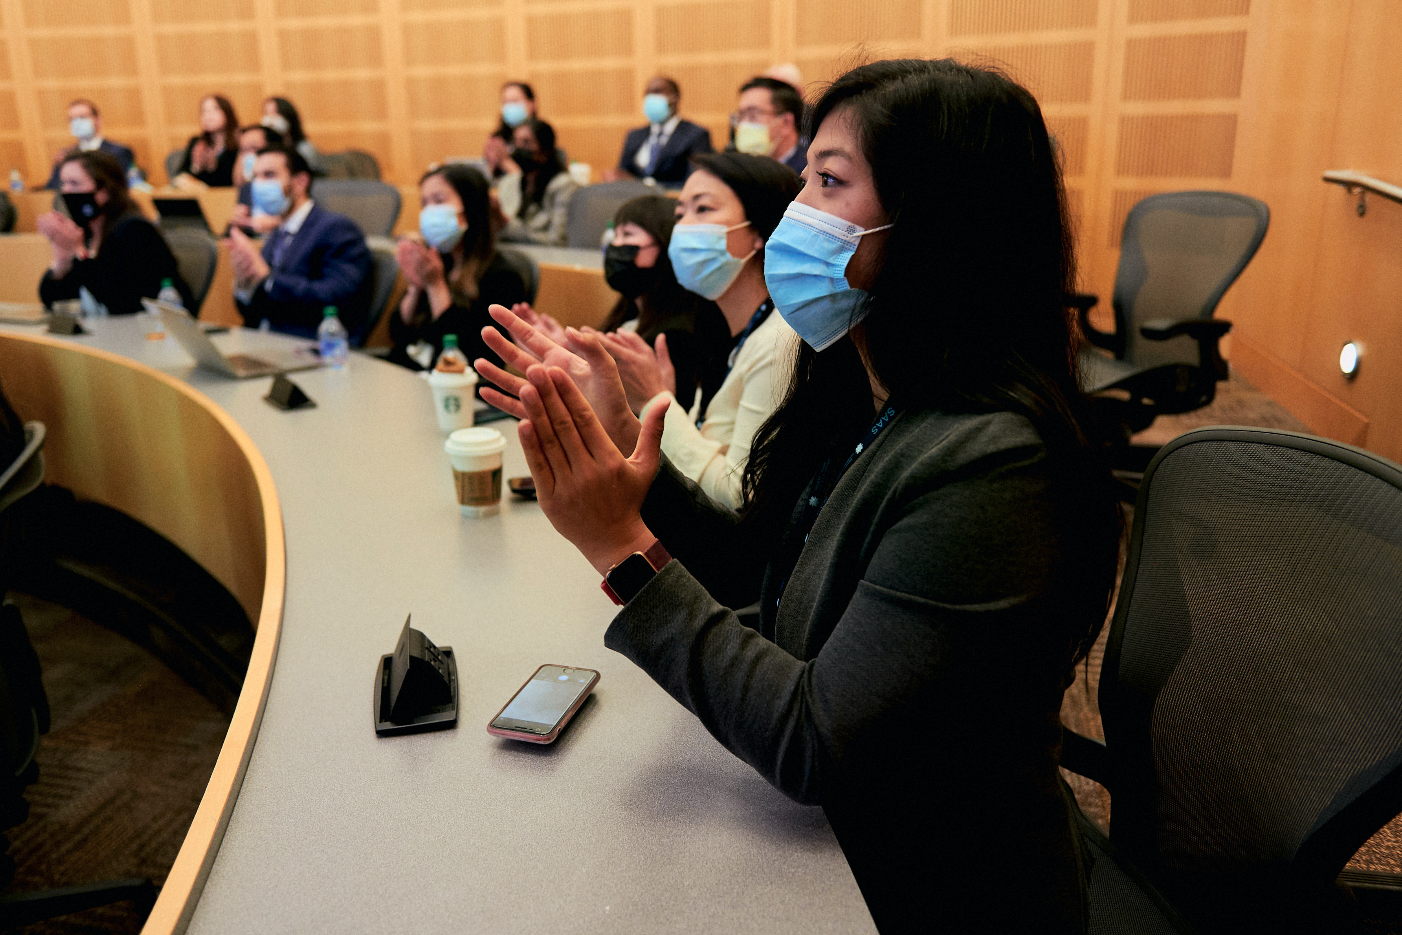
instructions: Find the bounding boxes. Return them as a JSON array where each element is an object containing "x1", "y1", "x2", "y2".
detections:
[{"x1": 949, "y1": 0, "x2": 1098, "y2": 35}]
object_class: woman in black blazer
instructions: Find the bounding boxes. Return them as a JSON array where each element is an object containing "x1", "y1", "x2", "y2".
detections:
[
  {"x1": 38, "y1": 151, "x2": 192, "y2": 315},
  {"x1": 474, "y1": 59, "x2": 1121, "y2": 933}
]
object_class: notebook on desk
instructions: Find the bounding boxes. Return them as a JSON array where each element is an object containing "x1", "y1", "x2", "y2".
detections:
[
  {"x1": 144, "y1": 299, "x2": 320, "y2": 379},
  {"x1": 152, "y1": 197, "x2": 212, "y2": 232}
]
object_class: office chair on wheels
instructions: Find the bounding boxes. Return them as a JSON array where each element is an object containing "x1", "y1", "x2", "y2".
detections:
[
  {"x1": 0, "y1": 422, "x2": 158, "y2": 928},
  {"x1": 1062, "y1": 427, "x2": 1402, "y2": 935},
  {"x1": 1076, "y1": 192, "x2": 1269, "y2": 479}
]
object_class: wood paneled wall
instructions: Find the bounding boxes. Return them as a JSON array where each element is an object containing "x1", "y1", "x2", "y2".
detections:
[{"x1": 1, "y1": 0, "x2": 1399, "y2": 457}]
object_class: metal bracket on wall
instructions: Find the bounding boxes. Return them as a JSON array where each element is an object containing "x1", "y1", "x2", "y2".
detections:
[{"x1": 1323, "y1": 170, "x2": 1402, "y2": 218}]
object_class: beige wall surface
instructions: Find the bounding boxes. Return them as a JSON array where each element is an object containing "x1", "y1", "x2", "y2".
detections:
[{"x1": 1, "y1": 0, "x2": 1399, "y2": 457}]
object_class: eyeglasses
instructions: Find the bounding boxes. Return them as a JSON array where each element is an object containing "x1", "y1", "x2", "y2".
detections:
[{"x1": 730, "y1": 107, "x2": 775, "y2": 125}]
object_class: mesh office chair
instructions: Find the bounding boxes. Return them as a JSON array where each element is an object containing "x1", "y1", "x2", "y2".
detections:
[
  {"x1": 566, "y1": 180, "x2": 655, "y2": 249},
  {"x1": 341, "y1": 150, "x2": 381, "y2": 180},
  {"x1": 1077, "y1": 192, "x2": 1270, "y2": 457},
  {"x1": 0, "y1": 423, "x2": 157, "y2": 927},
  {"x1": 163, "y1": 149, "x2": 184, "y2": 184},
  {"x1": 496, "y1": 247, "x2": 540, "y2": 305},
  {"x1": 162, "y1": 228, "x2": 219, "y2": 313},
  {"x1": 311, "y1": 179, "x2": 401, "y2": 237},
  {"x1": 360, "y1": 240, "x2": 399, "y2": 349},
  {"x1": 1062, "y1": 427, "x2": 1402, "y2": 935}
]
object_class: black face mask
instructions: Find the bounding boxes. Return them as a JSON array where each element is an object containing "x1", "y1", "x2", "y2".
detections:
[
  {"x1": 62, "y1": 192, "x2": 100, "y2": 228},
  {"x1": 604, "y1": 244, "x2": 661, "y2": 299},
  {"x1": 511, "y1": 147, "x2": 538, "y2": 170}
]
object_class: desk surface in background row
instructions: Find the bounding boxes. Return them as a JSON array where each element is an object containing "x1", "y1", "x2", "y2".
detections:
[{"x1": 0, "y1": 318, "x2": 874, "y2": 935}]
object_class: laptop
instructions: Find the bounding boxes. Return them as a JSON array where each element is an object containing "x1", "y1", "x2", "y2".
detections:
[
  {"x1": 152, "y1": 197, "x2": 212, "y2": 232},
  {"x1": 144, "y1": 299, "x2": 320, "y2": 379}
]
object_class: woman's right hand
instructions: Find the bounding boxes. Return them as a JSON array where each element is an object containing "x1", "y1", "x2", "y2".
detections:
[
  {"x1": 191, "y1": 140, "x2": 215, "y2": 174},
  {"x1": 36, "y1": 211, "x2": 86, "y2": 273},
  {"x1": 396, "y1": 238, "x2": 430, "y2": 289},
  {"x1": 510, "y1": 302, "x2": 567, "y2": 346},
  {"x1": 600, "y1": 330, "x2": 674, "y2": 412},
  {"x1": 474, "y1": 304, "x2": 642, "y2": 456}
]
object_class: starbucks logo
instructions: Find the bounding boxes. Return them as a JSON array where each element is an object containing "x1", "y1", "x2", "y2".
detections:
[{"x1": 443, "y1": 396, "x2": 461, "y2": 414}]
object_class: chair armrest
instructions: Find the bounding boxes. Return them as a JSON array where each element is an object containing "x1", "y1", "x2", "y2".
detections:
[
  {"x1": 1070, "y1": 293, "x2": 1122, "y2": 354},
  {"x1": 1140, "y1": 318, "x2": 1232, "y2": 380},
  {"x1": 1060, "y1": 726, "x2": 1113, "y2": 789}
]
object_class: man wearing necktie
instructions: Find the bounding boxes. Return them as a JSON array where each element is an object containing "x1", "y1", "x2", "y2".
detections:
[{"x1": 612, "y1": 77, "x2": 714, "y2": 186}]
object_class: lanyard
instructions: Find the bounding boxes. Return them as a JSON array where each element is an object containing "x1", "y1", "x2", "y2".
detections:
[
  {"x1": 697, "y1": 298, "x2": 773, "y2": 428},
  {"x1": 773, "y1": 403, "x2": 899, "y2": 608}
]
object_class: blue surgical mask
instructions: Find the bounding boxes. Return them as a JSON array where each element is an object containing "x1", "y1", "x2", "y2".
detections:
[
  {"x1": 668, "y1": 221, "x2": 754, "y2": 301},
  {"x1": 642, "y1": 93, "x2": 672, "y2": 125},
  {"x1": 763, "y1": 201, "x2": 892, "y2": 351},
  {"x1": 501, "y1": 102, "x2": 529, "y2": 128},
  {"x1": 420, "y1": 204, "x2": 466, "y2": 251},
  {"x1": 69, "y1": 117, "x2": 96, "y2": 141},
  {"x1": 241, "y1": 152, "x2": 257, "y2": 180},
  {"x1": 251, "y1": 178, "x2": 290, "y2": 217}
]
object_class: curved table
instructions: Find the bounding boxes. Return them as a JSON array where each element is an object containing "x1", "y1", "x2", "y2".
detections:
[{"x1": 0, "y1": 319, "x2": 874, "y2": 935}]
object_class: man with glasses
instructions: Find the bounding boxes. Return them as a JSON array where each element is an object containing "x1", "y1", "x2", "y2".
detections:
[{"x1": 731, "y1": 77, "x2": 806, "y2": 174}]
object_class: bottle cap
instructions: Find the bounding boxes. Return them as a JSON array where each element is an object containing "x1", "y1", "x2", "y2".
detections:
[
  {"x1": 323, "y1": 306, "x2": 337, "y2": 317},
  {"x1": 161, "y1": 278, "x2": 173, "y2": 288},
  {"x1": 442, "y1": 334, "x2": 458, "y2": 348}
]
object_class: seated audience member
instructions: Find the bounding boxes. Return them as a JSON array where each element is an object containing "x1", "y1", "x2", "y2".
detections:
[
  {"x1": 480, "y1": 152, "x2": 800, "y2": 509},
  {"x1": 174, "y1": 95, "x2": 239, "y2": 187},
  {"x1": 732, "y1": 77, "x2": 807, "y2": 174},
  {"x1": 37, "y1": 151, "x2": 192, "y2": 315},
  {"x1": 228, "y1": 146, "x2": 372, "y2": 339},
  {"x1": 483, "y1": 82, "x2": 538, "y2": 180},
  {"x1": 388, "y1": 164, "x2": 528, "y2": 372},
  {"x1": 612, "y1": 77, "x2": 713, "y2": 186},
  {"x1": 44, "y1": 99, "x2": 136, "y2": 189},
  {"x1": 496, "y1": 119, "x2": 577, "y2": 247},
  {"x1": 474, "y1": 58, "x2": 1121, "y2": 934},
  {"x1": 261, "y1": 96, "x2": 321, "y2": 174},
  {"x1": 231, "y1": 124, "x2": 285, "y2": 232}
]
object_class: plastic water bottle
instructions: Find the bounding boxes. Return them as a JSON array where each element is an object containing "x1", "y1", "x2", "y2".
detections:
[
  {"x1": 148, "y1": 277, "x2": 180, "y2": 339},
  {"x1": 317, "y1": 305, "x2": 349, "y2": 370},
  {"x1": 8, "y1": 169, "x2": 21, "y2": 193},
  {"x1": 435, "y1": 333, "x2": 467, "y2": 373}
]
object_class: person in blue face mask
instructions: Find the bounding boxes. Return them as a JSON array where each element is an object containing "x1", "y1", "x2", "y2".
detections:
[
  {"x1": 611, "y1": 76, "x2": 713, "y2": 186},
  {"x1": 386, "y1": 164, "x2": 528, "y2": 373},
  {"x1": 483, "y1": 82, "x2": 538, "y2": 180},
  {"x1": 468, "y1": 59, "x2": 1121, "y2": 935},
  {"x1": 229, "y1": 124, "x2": 285, "y2": 234},
  {"x1": 43, "y1": 99, "x2": 137, "y2": 190},
  {"x1": 228, "y1": 145, "x2": 373, "y2": 340}
]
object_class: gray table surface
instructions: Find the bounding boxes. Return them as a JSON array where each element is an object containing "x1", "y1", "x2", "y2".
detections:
[
  {"x1": 512, "y1": 243, "x2": 604, "y2": 269},
  {"x1": 6, "y1": 318, "x2": 874, "y2": 934}
]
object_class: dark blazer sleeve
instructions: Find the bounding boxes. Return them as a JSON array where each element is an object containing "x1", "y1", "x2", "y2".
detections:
[
  {"x1": 264, "y1": 212, "x2": 372, "y2": 318},
  {"x1": 616, "y1": 127, "x2": 648, "y2": 177},
  {"x1": 654, "y1": 122, "x2": 713, "y2": 183},
  {"x1": 104, "y1": 141, "x2": 136, "y2": 174},
  {"x1": 39, "y1": 216, "x2": 188, "y2": 315}
]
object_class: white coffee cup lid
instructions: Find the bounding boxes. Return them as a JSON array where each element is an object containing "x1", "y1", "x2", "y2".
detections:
[{"x1": 445, "y1": 427, "x2": 505, "y2": 456}]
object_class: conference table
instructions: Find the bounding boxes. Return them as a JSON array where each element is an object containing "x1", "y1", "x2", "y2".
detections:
[{"x1": 0, "y1": 318, "x2": 874, "y2": 934}]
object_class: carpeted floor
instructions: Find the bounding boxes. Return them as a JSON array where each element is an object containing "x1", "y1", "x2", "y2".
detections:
[{"x1": 1, "y1": 592, "x2": 230, "y2": 934}]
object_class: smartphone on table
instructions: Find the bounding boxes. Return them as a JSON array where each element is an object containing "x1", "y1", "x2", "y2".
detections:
[{"x1": 488, "y1": 665, "x2": 599, "y2": 744}]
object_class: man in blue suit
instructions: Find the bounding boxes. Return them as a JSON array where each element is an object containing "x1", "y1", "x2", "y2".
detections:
[
  {"x1": 44, "y1": 100, "x2": 137, "y2": 189},
  {"x1": 228, "y1": 145, "x2": 373, "y2": 341},
  {"x1": 614, "y1": 76, "x2": 713, "y2": 186}
]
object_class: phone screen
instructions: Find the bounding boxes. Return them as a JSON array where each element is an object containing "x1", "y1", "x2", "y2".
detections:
[{"x1": 491, "y1": 666, "x2": 596, "y2": 734}]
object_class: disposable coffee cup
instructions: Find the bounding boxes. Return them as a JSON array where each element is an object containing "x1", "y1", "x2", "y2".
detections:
[
  {"x1": 444, "y1": 427, "x2": 506, "y2": 517},
  {"x1": 428, "y1": 369, "x2": 477, "y2": 434}
]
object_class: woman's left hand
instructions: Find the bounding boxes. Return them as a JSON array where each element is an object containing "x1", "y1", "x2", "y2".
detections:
[
  {"x1": 518, "y1": 364, "x2": 667, "y2": 575},
  {"x1": 600, "y1": 330, "x2": 671, "y2": 413}
]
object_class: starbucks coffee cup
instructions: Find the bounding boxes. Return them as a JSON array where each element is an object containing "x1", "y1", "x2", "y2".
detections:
[
  {"x1": 444, "y1": 427, "x2": 506, "y2": 517},
  {"x1": 428, "y1": 369, "x2": 477, "y2": 434}
]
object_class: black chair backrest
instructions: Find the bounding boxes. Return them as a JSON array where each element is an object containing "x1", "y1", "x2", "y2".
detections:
[
  {"x1": 361, "y1": 239, "x2": 399, "y2": 348},
  {"x1": 495, "y1": 247, "x2": 539, "y2": 305},
  {"x1": 1113, "y1": 192, "x2": 1268, "y2": 370},
  {"x1": 164, "y1": 148, "x2": 184, "y2": 184},
  {"x1": 161, "y1": 228, "x2": 219, "y2": 313},
  {"x1": 1101, "y1": 428, "x2": 1402, "y2": 890},
  {"x1": 566, "y1": 180, "x2": 655, "y2": 249},
  {"x1": 311, "y1": 179, "x2": 401, "y2": 237},
  {"x1": 0, "y1": 192, "x2": 14, "y2": 233},
  {"x1": 341, "y1": 150, "x2": 381, "y2": 180}
]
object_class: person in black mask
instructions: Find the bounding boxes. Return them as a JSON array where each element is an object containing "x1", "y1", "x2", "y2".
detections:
[
  {"x1": 37, "y1": 150, "x2": 192, "y2": 315},
  {"x1": 496, "y1": 118, "x2": 577, "y2": 246}
]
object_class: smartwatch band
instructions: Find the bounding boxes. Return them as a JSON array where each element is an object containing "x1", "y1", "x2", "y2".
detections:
[{"x1": 600, "y1": 539, "x2": 672, "y2": 605}]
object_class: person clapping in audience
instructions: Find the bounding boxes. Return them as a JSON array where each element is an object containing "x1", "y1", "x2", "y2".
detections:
[
  {"x1": 387, "y1": 164, "x2": 528, "y2": 372},
  {"x1": 230, "y1": 124, "x2": 284, "y2": 234},
  {"x1": 228, "y1": 145, "x2": 372, "y2": 339},
  {"x1": 612, "y1": 76, "x2": 713, "y2": 185},
  {"x1": 174, "y1": 95, "x2": 239, "y2": 188},
  {"x1": 732, "y1": 77, "x2": 807, "y2": 174},
  {"x1": 483, "y1": 82, "x2": 538, "y2": 180},
  {"x1": 37, "y1": 151, "x2": 191, "y2": 315},
  {"x1": 43, "y1": 99, "x2": 136, "y2": 190},
  {"x1": 496, "y1": 118, "x2": 577, "y2": 247},
  {"x1": 474, "y1": 59, "x2": 1121, "y2": 933}
]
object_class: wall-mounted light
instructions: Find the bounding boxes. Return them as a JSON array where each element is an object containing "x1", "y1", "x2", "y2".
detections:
[{"x1": 1340, "y1": 341, "x2": 1360, "y2": 379}]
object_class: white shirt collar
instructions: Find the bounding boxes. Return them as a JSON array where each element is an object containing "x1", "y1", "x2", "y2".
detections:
[
  {"x1": 77, "y1": 135, "x2": 104, "y2": 152},
  {"x1": 652, "y1": 114, "x2": 681, "y2": 137},
  {"x1": 281, "y1": 198, "x2": 315, "y2": 234}
]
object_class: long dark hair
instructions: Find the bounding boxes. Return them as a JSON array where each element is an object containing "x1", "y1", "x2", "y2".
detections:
[
  {"x1": 201, "y1": 95, "x2": 238, "y2": 152},
  {"x1": 518, "y1": 118, "x2": 564, "y2": 209},
  {"x1": 688, "y1": 151, "x2": 800, "y2": 249},
  {"x1": 742, "y1": 59, "x2": 1120, "y2": 665},
  {"x1": 494, "y1": 81, "x2": 536, "y2": 140},
  {"x1": 420, "y1": 163, "x2": 495, "y2": 301},
  {"x1": 600, "y1": 195, "x2": 692, "y2": 333},
  {"x1": 266, "y1": 96, "x2": 306, "y2": 146},
  {"x1": 60, "y1": 150, "x2": 135, "y2": 230}
]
